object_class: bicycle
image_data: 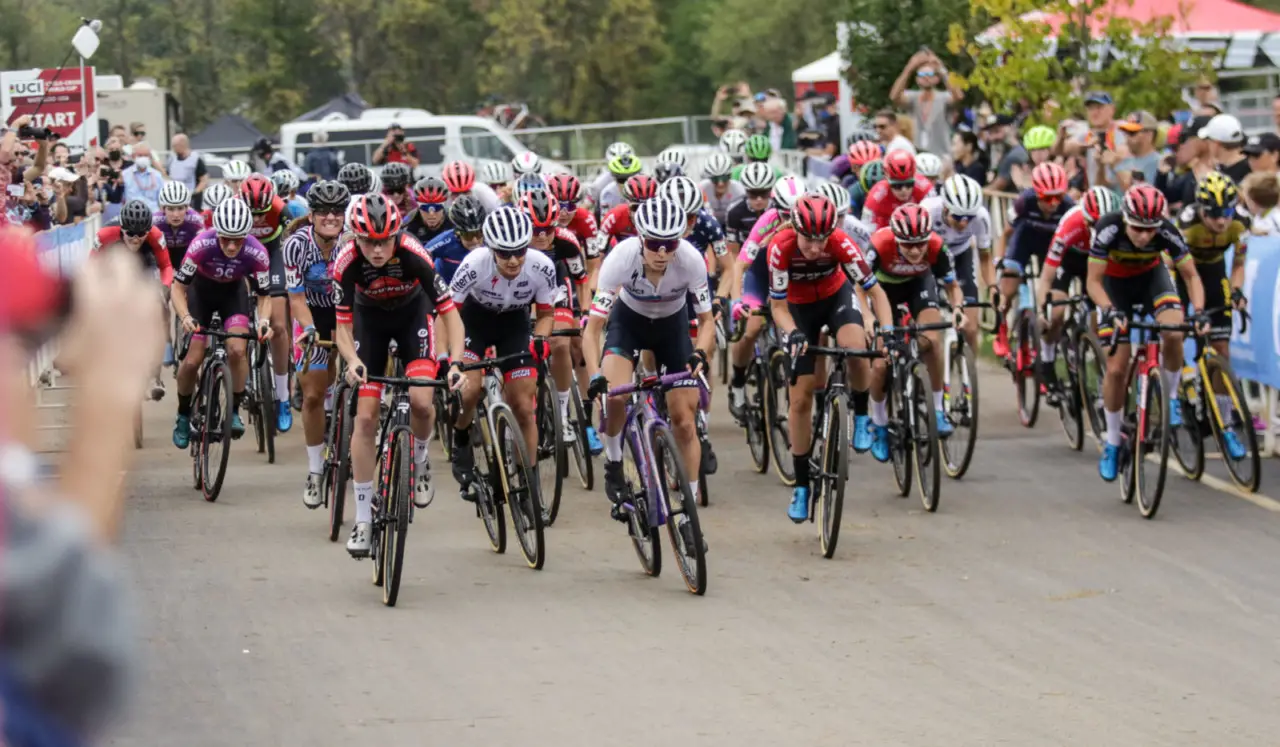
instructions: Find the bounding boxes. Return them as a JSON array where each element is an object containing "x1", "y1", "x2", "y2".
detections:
[
  {"x1": 605, "y1": 371, "x2": 709, "y2": 595},
  {"x1": 534, "y1": 328, "x2": 584, "y2": 527},
  {"x1": 1170, "y1": 308, "x2": 1260, "y2": 493},
  {"x1": 732, "y1": 305, "x2": 795, "y2": 486},
  {"x1": 882, "y1": 318, "x2": 952, "y2": 512},
  {"x1": 355, "y1": 368, "x2": 447, "y2": 607},
  {"x1": 300, "y1": 338, "x2": 354, "y2": 542},
  {"x1": 940, "y1": 300, "x2": 990, "y2": 479},
  {"x1": 726, "y1": 306, "x2": 773, "y2": 477},
  {"x1": 245, "y1": 312, "x2": 277, "y2": 464},
  {"x1": 1042, "y1": 293, "x2": 1103, "y2": 452},
  {"x1": 791, "y1": 344, "x2": 882, "y2": 558},
  {"x1": 1001, "y1": 256, "x2": 1042, "y2": 428},
  {"x1": 186, "y1": 314, "x2": 256, "y2": 503},
  {"x1": 458, "y1": 353, "x2": 546, "y2": 570}
]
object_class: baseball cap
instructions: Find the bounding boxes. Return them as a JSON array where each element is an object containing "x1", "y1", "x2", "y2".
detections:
[
  {"x1": 1179, "y1": 115, "x2": 1214, "y2": 145},
  {"x1": 48, "y1": 167, "x2": 78, "y2": 183},
  {"x1": 1244, "y1": 132, "x2": 1280, "y2": 156},
  {"x1": 1084, "y1": 91, "x2": 1113, "y2": 106},
  {"x1": 1198, "y1": 113, "x2": 1245, "y2": 145},
  {"x1": 1117, "y1": 111, "x2": 1158, "y2": 133}
]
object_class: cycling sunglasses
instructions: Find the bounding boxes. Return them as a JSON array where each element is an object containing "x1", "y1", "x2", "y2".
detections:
[
  {"x1": 558, "y1": 201, "x2": 577, "y2": 212},
  {"x1": 493, "y1": 246, "x2": 528, "y2": 260},
  {"x1": 745, "y1": 190, "x2": 771, "y2": 200},
  {"x1": 1038, "y1": 194, "x2": 1065, "y2": 205},
  {"x1": 123, "y1": 230, "x2": 149, "y2": 238},
  {"x1": 312, "y1": 206, "x2": 345, "y2": 217},
  {"x1": 532, "y1": 226, "x2": 556, "y2": 238},
  {"x1": 458, "y1": 230, "x2": 483, "y2": 242},
  {"x1": 948, "y1": 212, "x2": 976, "y2": 223},
  {"x1": 420, "y1": 203, "x2": 446, "y2": 213},
  {"x1": 1203, "y1": 205, "x2": 1236, "y2": 219},
  {"x1": 889, "y1": 181, "x2": 916, "y2": 190},
  {"x1": 642, "y1": 238, "x2": 680, "y2": 254},
  {"x1": 710, "y1": 176, "x2": 731, "y2": 185}
]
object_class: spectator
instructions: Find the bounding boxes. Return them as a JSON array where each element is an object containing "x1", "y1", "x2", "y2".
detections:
[
  {"x1": 1064, "y1": 91, "x2": 1128, "y2": 191},
  {"x1": 120, "y1": 144, "x2": 163, "y2": 212},
  {"x1": 890, "y1": 49, "x2": 961, "y2": 154},
  {"x1": 1242, "y1": 171, "x2": 1280, "y2": 234},
  {"x1": 108, "y1": 124, "x2": 127, "y2": 143},
  {"x1": 983, "y1": 115, "x2": 1025, "y2": 192},
  {"x1": 165, "y1": 134, "x2": 207, "y2": 200},
  {"x1": 128, "y1": 121, "x2": 147, "y2": 146},
  {"x1": 251, "y1": 137, "x2": 308, "y2": 182},
  {"x1": 1158, "y1": 116, "x2": 1213, "y2": 212},
  {"x1": 1244, "y1": 133, "x2": 1280, "y2": 175},
  {"x1": 1200, "y1": 113, "x2": 1250, "y2": 184},
  {"x1": 1189, "y1": 77, "x2": 1220, "y2": 112},
  {"x1": 97, "y1": 138, "x2": 129, "y2": 214},
  {"x1": 760, "y1": 95, "x2": 796, "y2": 151},
  {"x1": 50, "y1": 141, "x2": 71, "y2": 169},
  {"x1": 372, "y1": 123, "x2": 420, "y2": 168},
  {"x1": 303, "y1": 129, "x2": 341, "y2": 182},
  {"x1": 48, "y1": 167, "x2": 83, "y2": 225},
  {"x1": 950, "y1": 130, "x2": 988, "y2": 186},
  {"x1": 15, "y1": 178, "x2": 54, "y2": 232},
  {"x1": 1116, "y1": 111, "x2": 1160, "y2": 188},
  {"x1": 794, "y1": 91, "x2": 840, "y2": 156},
  {"x1": 874, "y1": 107, "x2": 916, "y2": 155},
  {"x1": 710, "y1": 82, "x2": 754, "y2": 128}
]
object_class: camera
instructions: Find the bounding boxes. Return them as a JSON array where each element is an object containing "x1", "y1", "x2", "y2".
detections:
[
  {"x1": 18, "y1": 124, "x2": 52, "y2": 141},
  {"x1": 393, "y1": 132, "x2": 406, "y2": 144}
]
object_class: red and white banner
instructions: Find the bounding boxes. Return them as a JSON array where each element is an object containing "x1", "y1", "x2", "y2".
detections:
[{"x1": 1, "y1": 67, "x2": 97, "y2": 149}]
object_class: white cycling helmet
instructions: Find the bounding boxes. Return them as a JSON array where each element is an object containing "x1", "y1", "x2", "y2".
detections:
[
  {"x1": 702, "y1": 152, "x2": 733, "y2": 179},
  {"x1": 941, "y1": 174, "x2": 984, "y2": 216},
  {"x1": 659, "y1": 176, "x2": 704, "y2": 217},
  {"x1": 271, "y1": 170, "x2": 300, "y2": 196},
  {"x1": 367, "y1": 170, "x2": 382, "y2": 196},
  {"x1": 213, "y1": 197, "x2": 254, "y2": 239},
  {"x1": 771, "y1": 175, "x2": 807, "y2": 214},
  {"x1": 512, "y1": 151, "x2": 542, "y2": 176},
  {"x1": 740, "y1": 162, "x2": 777, "y2": 191},
  {"x1": 816, "y1": 182, "x2": 851, "y2": 217},
  {"x1": 634, "y1": 198, "x2": 687, "y2": 241},
  {"x1": 915, "y1": 152, "x2": 943, "y2": 180},
  {"x1": 159, "y1": 181, "x2": 192, "y2": 207},
  {"x1": 719, "y1": 129, "x2": 748, "y2": 158},
  {"x1": 203, "y1": 182, "x2": 235, "y2": 211},
  {"x1": 223, "y1": 159, "x2": 252, "y2": 182},
  {"x1": 605, "y1": 142, "x2": 634, "y2": 161},
  {"x1": 483, "y1": 206, "x2": 533, "y2": 251},
  {"x1": 656, "y1": 147, "x2": 688, "y2": 171},
  {"x1": 481, "y1": 160, "x2": 512, "y2": 185}
]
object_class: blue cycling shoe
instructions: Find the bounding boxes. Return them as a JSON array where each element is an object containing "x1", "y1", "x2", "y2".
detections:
[
  {"x1": 173, "y1": 414, "x2": 191, "y2": 449},
  {"x1": 1167, "y1": 398, "x2": 1183, "y2": 428},
  {"x1": 1222, "y1": 431, "x2": 1246, "y2": 460},
  {"x1": 1099, "y1": 442, "x2": 1121, "y2": 482},
  {"x1": 230, "y1": 412, "x2": 246, "y2": 439},
  {"x1": 277, "y1": 400, "x2": 293, "y2": 433},
  {"x1": 788, "y1": 487, "x2": 810, "y2": 523},
  {"x1": 934, "y1": 409, "x2": 954, "y2": 437},
  {"x1": 871, "y1": 424, "x2": 890, "y2": 463},
  {"x1": 852, "y1": 415, "x2": 873, "y2": 453},
  {"x1": 585, "y1": 425, "x2": 604, "y2": 456}
]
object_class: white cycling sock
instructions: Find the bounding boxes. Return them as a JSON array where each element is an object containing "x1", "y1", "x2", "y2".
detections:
[
  {"x1": 306, "y1": 444, "x2": 322, "y2": 474},
  {"x1": 1161, "y1": 367, "x2": 1181, "y2": 401},
  {"x1": 274, "y1": 373, "x2": 289, "y2": 402},
  {"x1": 354, "y1": 481, "x2": 374, "y2": 523},
  {"x1": 414, "y1": 438, "x2": 429, "y2": 466},
  {"x1": 557, "y1": 390, "x2": 570, "y2": 421},
  {"x1": 1216, "y1": 394, "x2": 1233, "y2": 418},
  {"x1": 604, "y1": 431, "x2": 623, "y2": 462},
  {"x1": 1041, "y1": 340, "x2": 1056, "y2": 362},
  {"x1": 870, "y1": 397, "x2": 888, "y2": 427},
  {"x1": 1104, "y1": 409, "x2": 1123, "y2": 446},
  {"x1": 324, "y1": 385, "x2": 334, "y2": 412}
]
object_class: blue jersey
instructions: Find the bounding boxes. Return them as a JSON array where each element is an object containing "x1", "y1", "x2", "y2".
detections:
[
  {"x1": 1010, "y1": 189, "x2": 1074, "y2": 244},
  {"x1": 426, "y1": 229, "x2": 471, "y2": 284},
  {"x1": 686, "y1": 208, "x2": 727, "y2": 260}
]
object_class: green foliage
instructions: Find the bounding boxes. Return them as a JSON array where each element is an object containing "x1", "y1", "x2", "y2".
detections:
[
  {"x1": 949, "y1": 0, "x2": 1211, "y2": 119},
  {"x1": 698, "y1": 0, "x2": 842, "y2": 99}
]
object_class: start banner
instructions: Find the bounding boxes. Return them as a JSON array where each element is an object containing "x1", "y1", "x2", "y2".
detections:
[{"x1": 1, "y1": 67, "x2": 97, "y2": 150}]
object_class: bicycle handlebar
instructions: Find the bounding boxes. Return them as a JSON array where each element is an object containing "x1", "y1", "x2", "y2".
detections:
[
  {"x1": 457, "y1": 352, "x2": 533, "y2": 373},
  {"x1": 549, "y1": 328, "x2": 581, "y2": 338},
  {"x1": 361, "y1": 374, "x2": 449, "y2": 389},
  {"x1": 607, "y1": 371, "x2": 703, "y2": 398}
]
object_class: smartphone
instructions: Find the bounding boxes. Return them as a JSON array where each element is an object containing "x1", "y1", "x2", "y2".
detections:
[{"x1": 7, "y1": 183, "x2": 24, "y2": 198}]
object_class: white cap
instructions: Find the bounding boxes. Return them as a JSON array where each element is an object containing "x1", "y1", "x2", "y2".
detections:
[
  {"x1": 49, "y1": 167, "x2": 78, "y2": 183},
  {"x1": 1198, "y1": 114, "x2": 1244, "y2": 145}
]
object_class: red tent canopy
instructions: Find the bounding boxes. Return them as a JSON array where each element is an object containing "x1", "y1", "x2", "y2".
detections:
[{"x1": 985, "y1": 0, "x2": 1280, "y2": 37}]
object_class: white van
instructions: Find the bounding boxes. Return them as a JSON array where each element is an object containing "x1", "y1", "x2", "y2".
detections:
[{"x1": 279, "y1": 109, "x2": 563, "y2": 176}]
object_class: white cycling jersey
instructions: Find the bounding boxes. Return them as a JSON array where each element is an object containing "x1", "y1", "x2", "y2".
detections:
[
  {"x1": 699, "y1": 179, "x2": 746, "y2": 225},
  {"x1": 590, "y1": 236, "x2": 712, "y2": 320},
  {"x1": 587, "y1": 170, "x2": 613, "y2": 203},
  {"x1": 597, "y1": 182, "x2": 625, "y2": 216},
  {"x1": 920, "y1": 195, "x2": 992, "y2": 255},
  {"x1": 449, "y1": 248, "x2": 558, "y2": 312},
  {"x1": 841, "y1": 214, "x2": 874, "y2": 251}
]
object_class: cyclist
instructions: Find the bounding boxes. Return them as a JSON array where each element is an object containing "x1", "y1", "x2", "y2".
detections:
[
  {"x1": 595, "y1": 153, "x2": 643, "y2": 221},
  {"x1": 849, "y1": 159, "x2": 886, "y2": 218},
  {"x1": 700, "y1": 152, "x2": 745, "y2": 225},
  {"x1": 921, "y1": 174, "x2": 991, "y2": 354},
  {"x1": 1089, "y1": 185, "x2": 1208, "y2": 481},
  {"x1": 656, "y1": 147, "x2": 688, "y2": 173},
  {"x1": 654, "y1": 161, "x2": 685, "y2": 184},
  {"x1": 769, "y1": 194, "x2": 894, "y2": 521},
  {"x1": 447, "y1": 206, "x2": 559, "y2": 499},
  {"x1": 333, "y1": 194, "x2": 464, "y2": 555},
  {"x1": 200, "y1": 183, "x2": 235, "y2": 228},
  {"x1": 1035, "y1": 186, "x2": 1120, "y2": 398},
  {"x1": 404, "y1": 176, "x2": 452, "y2": 245},
  {"x1": 222, "y1": 160, "x2": 252, "y2": 193},
  {"x1": 271, "y1": 171, "x2": 308, "y2": 223},
  {"x1": 337, "y1": 163, "x2": 374, "y2": 227},
  {"x1": 993, "y1": 162, "x2": 1075, "y2": 358},
  {"x1": 729, "y1": 135, "x2": 785, "y2": 182},
  {"x1": 155, "y1": 183, "x2": 206, "y2": 366},
  {"x1": 239, "y1": 174, "x2": 295, "y2": 433},
  {"x1": 720, "y1": 129, "x2": 749, "y2": 165},
  {"x1": 1023, "y1": 125, "x2": 1059, "y2": 167},
  {"x1": 587, "y1": 142, "x2": 635, "y2": 207},
  {"x1": 428, "y1": 195, "x2": 488, "y2": 284},
  {"x1": 283, "y1": 181, "x2": 351, "y2": 508},
  {"x1": 584, "y1": 198, "x2": 716, "y2": 515},
  {"x1": 866, "y1": 204, "x2": 968, "y2": 460},
  {"x1": 660, "y1": 176, "x2": 732, "y2": 299},
  {"x1": 591, "y1": 173, "x2": 659, "y2": 262},
  {"x1": 480, "y1": 160, "x2": 513, "y2": 205},
  {"x1": 545, "y1": 173, "x2": 598, "y2": 247},
  {"x1": 512, "y1": 151, "x2": 542, "y2": 177},
  {"x1": 835, "y1": 140, "x2": 883, "y2": 190},
  {"x1": 443, "y1": 160, "x2": 503, "y2": 212},
  {"x1": 170, "y1": 198, "x2": 272, "y2": 448},
  {"x1": 380, "y1": 162, "x2": 418, "y2": 219},
  {"x1": 861, "y1": 149, "x2": 932, "y2": 230},
  {"x1": 915, "y1": 153, "x2": 943, "y2": 196}
]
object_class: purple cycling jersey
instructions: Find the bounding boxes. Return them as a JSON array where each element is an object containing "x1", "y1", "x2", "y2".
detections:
[
  {"x1": 153, "y1": 208, "x2": 207, "y2": 264},
  {"x1": 174, "y1": 229, "x2": 271, "y2": 287}
]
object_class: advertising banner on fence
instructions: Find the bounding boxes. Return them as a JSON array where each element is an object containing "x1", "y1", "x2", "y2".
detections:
[
  {"x1": 33, "y1": 217, "x2": 96, "y2": 278},
  {"x1": 1230, "y1": 235, "x2": 1280, "y2": 390},
  {"x1": 1, "y1": 67, "x2": 98, "y2": 150}
]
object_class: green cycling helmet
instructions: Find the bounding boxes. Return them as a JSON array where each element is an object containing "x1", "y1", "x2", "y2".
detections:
[
  {"x1": 744, "y1": 134, "x2": 772, "y2": 162},
  {"x1": 607, "y1": 153, "x2": 643, "y2": 179},
  {"x1": 1022, "y1": 125, "x2": 1057, "y2": 151},
  {"x1": 859, "y1": 159, "x2": 886, "y2": 191}
]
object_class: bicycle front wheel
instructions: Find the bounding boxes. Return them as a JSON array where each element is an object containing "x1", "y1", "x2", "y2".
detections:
[
  {"x1": 1013, "y1": 309, "x2": 1041, "y2": 428},
  {"x1": 1078, "y1": 333, "x2": 1107, "y2": 449},
  {"x1": 653, "y1": 425, "x2": 707, "y2": 595},
  {"x1": 569, "y1": 385, "x2": 594, "y2": 491},
  {"x1": 908, "y1": 361, "x2": 941, "y2": 512},
  {"x1": 1170, "y1": 377, "x2": 1205, "y2": 481},
  {"x1": 535, "y1": 376, "x2": 565, "y2": 526},
  {"x1": 745, "y1": 357, "x2": 770, "y2": 473},
  {"x1": 202, "y1": 362, "x2": 235, "y2": 502},
  {"x1": 622, "y1": 429, "x2": 660, "y2": 577},
  {"x1": 1135, "y1": 369, "x2": 1170, "y2": 519},
  {"x1": 328, "y1": 385, "x2": 354, "y2": 542},
  {"x1": 815, "y1": 395, "x2": 847, "y2": 559},
  {"x1": 1055, "y1": 335, "x2": 1083, "y2": 452},
  {"x1": 942, "y1": 339, "x2": 979, "y2": 478},
  {"x1": 495, "y1": 406, "x2": 545, "y2": 570},
  {"x1": 1205, "y1": 355, "x2": 1261, "y2": 492},
  {"x1": 766, "y1": 349, "x2": 795, "y2": 486},
  {"x1": 433, "y1": 387, "x2": 454, "y2": 462},
  {"x1": 259, "y1": 351, "x2": 276, "y2": 464},
  {"x1": 382, "y1": 430, "x2": 413, "y2": 607},
  {"x1": 888, "y1": 365, "x2": 912, "y2": 497}
]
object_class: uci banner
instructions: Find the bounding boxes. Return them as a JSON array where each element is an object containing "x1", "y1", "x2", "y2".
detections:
[{"x1": 1229, "y1": 234, "x2": 1280, "y2": 389}]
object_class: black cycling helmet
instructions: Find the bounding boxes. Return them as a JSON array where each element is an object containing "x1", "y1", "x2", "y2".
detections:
[
  {"x1": 381, "y1": 162, "x2": 412, "y2": 193},
  {"x1": 120, "y1": 199, "x2": 153, "y2": 235},
  {"x1": 449, "y1": 194, "x2": 486, "y2": 233},
  {"x1": 337, "y1": 162, "x2": 373, "y2": 195},
  {"x1": 306, "y1": 180, "x2": 351, "y2": 211}
]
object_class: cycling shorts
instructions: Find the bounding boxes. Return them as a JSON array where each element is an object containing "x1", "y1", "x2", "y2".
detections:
[
  {"x1": 741, "y1": 264, "x2": 769, "y2": 309},
  {"x1": 1176, "y1": 258, "x2": 1230, "y2": 342},
  {"x1": 882, "y1": 273, "x2": 940, "y2": 323},
  {"x1": 952, "y1": 247, "x2": 979, "y2": 305},
  {"x1": 789, "y1": 282, "x2": 863, "y2": 377},
  {"x1": 265, "y1": 235, "x2": 287, "y2": 298},
  {"x1": 188, "y1": 276, "x2": 251, "y2": 339},
  {"x1": 603, "y1": 299, "x2": 692, "y2": 374},
  {"x1": 297, "y1": 307, "x2": 336, "y2": 371},
  {"x1": 1049, "y1": 251, "x2": 1089, "y2": 295},
  {"x1": 1102, "y1": 265, "x2": 1181, "y2": 332},
  {"x1": 352, "y1": 293, "x2": 439, "y2": 398},
  {"x1": 458, "y1": 301, "x2": 535, "y2": 381},
  {"x1": 1002, "y1": 223, "x2": 1054, "y2": 276}
]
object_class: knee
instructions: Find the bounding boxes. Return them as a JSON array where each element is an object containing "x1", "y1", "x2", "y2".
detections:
[
  {"x1": 302, "y1": 385, "x2": 324, "y2": 409},
  {"x1": 354, "y1": 410, "x2": 378, "y2": 437},
  {"x1": 227, "y1": 345, "x2": 245, "y2": 364},
  {"x1": 409, "y1": 395, "x2": 433, "y2": 422}
]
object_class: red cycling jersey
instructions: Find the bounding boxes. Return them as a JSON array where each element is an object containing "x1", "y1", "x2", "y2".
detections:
[
  {"x1": 333, "y1": 232, "x2": 452, "y2": 324},
  {"x1": 867, "y1": 228, "x2": 953, "y2": 283},
  {"x1": 94, "y1": 225, "x2": 173, "y2": 285},
  {"x1": 200, "y1": 209, "x2": 214, "y2": 229},
  {"x1": 1045, "y1": 205, "x2": 1089, "y2": 269},
  {"x1": 589, "y1": 204, "x2": 636, "y2": 258},
  {"x1": 249, "y1": 196, "x2": 287, "y2": 243},
  {"x1": 860, "y1": 175, "x2": 934, "y2": 230},
  {"x1": 767, "y1": 227, "x2": 876, "y2": 304},
  {"x1": 563, "y1": 207, "x2": 598, "y2": 247}
]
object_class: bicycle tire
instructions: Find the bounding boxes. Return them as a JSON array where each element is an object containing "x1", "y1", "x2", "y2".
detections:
[
  {"x1": 744, "y1": 357, "x2": 770, "y2": 474},
  {"x1": 1170, "y1": 378, "x2": 1205, "y2": 481},
  {"x1": 190, "y1": 373, "x2": 205, "y2": 491},
  {"x1": 888, "y1": 364, "x2": 912, "y2": 497},
  {"x1": 494, "y1": 406, "x2": 544, "y2": 569},
  {"x1": 1077, "y1": 333, "x2": 1107, "y2": 449},
  {"x1": 259, "y1": 350, "x2": 276, "y2": 464},
  {"x1": 252, "y1": 359, "x2": 266, "y2": 455},
  {"x1": 535, "y1": 376, "x2": 565, "y2": 527},
  {"x1": 329, "y1": 385, "x2": 354, "y2": 542},
  {"x1": 1205, "y1": 356, "x2": 1261, "y2": 493},
  {"x1": 942, "y1": 340, "x2": 979, "y2": 479},
  {"x1": 471, "y1": 417, "x2": 507, "y2": 554},
  {"x1": 1135, "y1": 369, "x2": 1170, "y2": 519},
  {"x1": 1055, "y1": 335, "x2": 1084, "y2": 451},
  {"x1": 766, "y1": 349, "x2": 795, "y2": 486},
  {"x1": 202, "y1": 362, "x2": 235, "y2": 502},
  {"x1": 653, "y1": 425, "x2": 707, "y2": 595},
  {"x1": 569, "y1": 385, "x2": 594, "y2": 491},
  {"x1": 908, "y1": 360, "x2": 941, "y2": 512},
  {"x1": 1014, "y1": 309, "x2": 1041, "y2": 428},
  {"x1": 434, "y1": 387, "x2": 454, "y2": 462},
  {"x1": 622, "y1": 428, "x2": 660, "y2": 577},
  {"x1": 382, "y1": 430, "x2": 413, "y2": 607},
  {"x1": 816, "y1": 395, "x2": 847, "y2": 559}
]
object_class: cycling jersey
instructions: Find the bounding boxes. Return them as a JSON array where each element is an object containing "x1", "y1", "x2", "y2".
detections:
[
  {"x1": 449, "y1": 249, "x2": 558, "y2": 313},
  {"x1": 724, "y1": 200, "x2": 765, "y2": 248},
  {"x1": 848, "y1": 181, "x2": 868, "y2": 216},
  {"x1": 590, "y1": 204, "x2": 637, "y2": 258},
  {"x1": 866, "y1": 228, "x2": 955, "y2": 285},
  {"x1": 596, "y1": 182, "x2": 625, "y2": 218},
  {"x1": 1177, "y1": 204, "x2": 1250, "y2": 264},
  {"x1": 94, "y1": 224, "x2": 173, "y2": 285},
  {"x1": 1088, "y1": 213, "x2": 1190, "y2": 278},
  {"x1": 590, "y1": 237, "x2": 712, "y2": 320},
  {"x1": 250, "y1": 196, "x2": 287, "y2": 243},
  {"x1": 586, "y1": 170, "x2": 613, "y2": 204},
  {"x1": 860, "y1": 176, "x2": 933, "y2": 230},
  {"x1": 539, "y1": 227, "x2": 589, "y2": 285},
  {"x1": 200, "y1": 209, "x2": 215, "y2": 230},
  {"x1": 738, "y1": 207, "x2": 788, "y2": 266},
  {"x1": 404, "y1": 208, "x2": 453, "y2": 247},
  {"x1": 699, "y1": 179, "x2": 746, "y2": 224},
  {"x1": 282, "y1": 225, "x2": 338, "y2": 309},
  {"x1": 841, "y1": 214, "x2": 874, "y2": 251},
  {"x1": 562, "y1": 207, "x2": 598, "y2": 247},
  {"x1": 1045, "y1": 206, "x2": 1091, "y2": 269},
  {"x1": 1005, "y1": 189, "x2": 1075, "y2": 273},
  {"x1": 685, "y1": 208, "x2": 728, "y2": 263},
  {"x1": 174, "y1": 230, "x2": 270, "y2": 287},
  {"x1": 426, "y1": 229, "x2": 472, "y2": 285},
  {"x1": 919, "y1": 196, "x2": 992, "y2": 256},
  {"x1": 152, "y1": 208, "x2": 205, "y2": 266},
  {"x1": 332, "y1": 232, "x2": 445, "y2": 324},
  {"x1": 767, "y1": 227, "x2": 877, "y2": 304}
]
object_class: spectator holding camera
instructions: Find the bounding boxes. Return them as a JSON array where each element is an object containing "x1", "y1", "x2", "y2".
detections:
[
  {"x1": 371, "y1": 123, "x2": 420, "y2": 168},
  {"x1": 250, "y1": 137, "x2": 307, "y2": 181},
  {"x1": 120, "y1": 144, "x2": 163, "y2": 212},
  {"x1": 890, "y1": 48, "x2": 962, "y2": 154}
]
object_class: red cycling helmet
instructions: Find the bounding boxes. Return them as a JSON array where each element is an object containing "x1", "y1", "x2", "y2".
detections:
[
  {"x1": 847, "y1": 140, "x2": 882, "y2": 169},
  {"x1": 349, "y1": 193, "x2": 403, "y2": 240},
  {"x1": 1031, "y1": 162, "x2": 1068, "y2": 199},
  {"x1": 1122, "y1": 184, "x2": 1167, "y2": 228},
  {"x1": 791, "y1": 194, "x2": 838, "y2": 239},
  {"x1": 545, "y1": 173, "x2": 582, "y2": 204},
  {"x1": 442, "y1": 161, "x2": 476, "y2": 194},
  {"x1": 890, "y1": 203, "x2": 933, "y2": 243},
  {"x1": 413, "y1": 176, "x2": 450, "y2": 206},
  {"x1": 883, "y1": 149, "x2": 917, "y2": 184},
  {"x1": 520, "y1": 189, "x2": 560, "y2": 229},
  {"x1": 239, "y1": 174, "x2": 275, "y2": 212},
  {"x1": 623, "y1": 174, "x2": 659, "y2": 204}
]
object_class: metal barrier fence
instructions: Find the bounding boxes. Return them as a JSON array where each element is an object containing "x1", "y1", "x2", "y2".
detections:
[{"x1": 28, "y1": 216, "x2": 99, "y2": 390}]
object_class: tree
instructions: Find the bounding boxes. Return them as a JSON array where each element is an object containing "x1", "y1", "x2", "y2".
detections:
[
  {"x1": 698, "y1": 0, "x2": 842, "y2": 101},
  {"x1": 948, "y1": 0, "x2": 1211, "y2": 120}
]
